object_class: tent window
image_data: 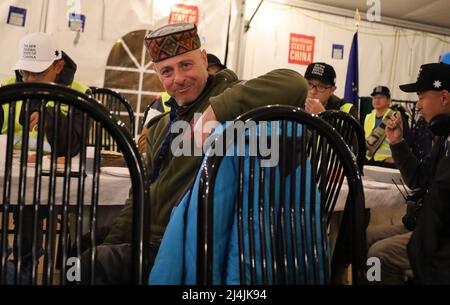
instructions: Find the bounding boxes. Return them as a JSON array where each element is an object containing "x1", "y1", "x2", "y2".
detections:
[{"x1": 104, "y1": 30, "x2": 164, "y2": 134}]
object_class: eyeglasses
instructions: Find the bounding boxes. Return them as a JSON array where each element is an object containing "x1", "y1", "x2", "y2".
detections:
[
  {"x1": 307, "y1": 82, "x2": 332, "y2": 93},
  {"x1": 18, "y1": 64, "x2": 54, "y2": 80}
]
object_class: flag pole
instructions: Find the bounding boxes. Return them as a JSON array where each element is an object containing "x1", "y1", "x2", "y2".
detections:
[
  {"x1": 355, "y1": 8, "x2": 361, "y2": 32},
  {"x1": 355, "y1": 9, "x2": 361, "y2": 112}
]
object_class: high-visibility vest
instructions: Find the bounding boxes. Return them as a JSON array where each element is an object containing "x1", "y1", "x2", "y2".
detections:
[
  {"x1": 1, "y1": 77, "x2": 89, "y2": 151},
  {"x1": 160, "y1": 92, "x2": 171, "y2": 113},
  {"x1": 340, "y1": 102, "x2": 353, "y2": 114},
  {"x1": 364, "y1": 110, "x2": 392, "y2": 161}
]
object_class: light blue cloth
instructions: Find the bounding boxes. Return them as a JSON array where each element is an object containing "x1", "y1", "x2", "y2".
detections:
[{"x1": 149, "y1": 122, "x2": 330, "y2": 284}]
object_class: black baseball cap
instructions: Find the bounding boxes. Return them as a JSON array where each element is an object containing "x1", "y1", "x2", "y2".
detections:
[
  {"x1": 207, "y1": 53, "x2": 226, "y2": 69},
  {"x1": 371, "y1": 86, "x2": 391, "y2": 97},
  {"x1": 399, "y1": 63, "x2": 450, "y2": 93},
  {"x1": 304, "y1": 62, "x2": 336, "y2": 85}
]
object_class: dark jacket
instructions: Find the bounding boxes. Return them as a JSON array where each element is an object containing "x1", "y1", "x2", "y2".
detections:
[
  {"x1": 390, "y1": 136, "x2": 449, "y2": 283},
  {"x1": 104, "y1": 68, "x2": 309, "y2": 244},
  {"x1": 325, "y1": 94, "x2": 358, "y2": 119},
  {"x1": 390, "y1": 137, "x2": 446, "y2": 190},
  {"x1": 407, "y1": 154, "x2": 450, "y2": 284}
]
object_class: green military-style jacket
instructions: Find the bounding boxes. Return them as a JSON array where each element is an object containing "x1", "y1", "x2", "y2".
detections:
[{"x1": 104, "y1": 68, "x2": 308, "y2": 244}]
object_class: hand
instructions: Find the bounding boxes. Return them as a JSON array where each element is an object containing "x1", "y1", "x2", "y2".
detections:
[
  {"x1": 29, "y1": 112, "x2": 39, "y2": 131},
  {"x1": 305, "y1": 98, "x2": 325, "y2": 115},
  {"x1": 192, "y1": 105, "x2": 219, "y2": 148},
  {"x1": 384, "y1": 157, "x2": 395, "y2": 164},
  {"x1": 385, "y1": 112, "x2": 403, "y2": 144}
]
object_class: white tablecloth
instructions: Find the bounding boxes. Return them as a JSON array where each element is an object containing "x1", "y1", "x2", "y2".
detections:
[
  {"x1": 0, "y1": 154, "x2": 131, "y2": 206},
  {"x1": 335, "y1": 176, "x2": 406, "y2": 211}
]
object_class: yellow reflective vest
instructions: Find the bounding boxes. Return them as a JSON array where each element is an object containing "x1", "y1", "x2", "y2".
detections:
[
  {"x1": 160, "y1": 92, "x2": 171, "y2": 113},
  {"x1": 1, "y1": 76, "x2": 89, "y2": 151},
  {"x1": 364, "y1": 110, "x2": 392, "y2": 161}
]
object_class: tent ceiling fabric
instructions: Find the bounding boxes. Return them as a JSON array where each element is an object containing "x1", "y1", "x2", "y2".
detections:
[{"x1": 306, "y1": 0, "x2": 450, "y2": 29}]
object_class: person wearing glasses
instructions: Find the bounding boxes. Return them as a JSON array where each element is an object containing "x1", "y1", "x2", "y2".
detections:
[
  {"x1": 304, "y1": 62, "x2": 359, "y2": 284},
  {"x1": 0, "y1": 32, "x2": 90, "y2": 284},
  {"x1": 304, "y1": 62, "x2": 358, "y2": 119}
]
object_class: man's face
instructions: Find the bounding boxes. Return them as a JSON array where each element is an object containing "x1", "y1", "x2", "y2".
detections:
[
  {"x1": 306, "y1": 78, "x2": 336, "y2": 105},
  {"x1": 416, "y1": 90, "x2": 449, "y2": 122},
  {"x1": 372, "y1": 95, "x2": 390, "y2": 111},
  {"x1": 19, "y1": 60, "x2": 64, "y2": 83},
  {"x1": 154, "y1": 49, "x2": 209, "y2": 106}
]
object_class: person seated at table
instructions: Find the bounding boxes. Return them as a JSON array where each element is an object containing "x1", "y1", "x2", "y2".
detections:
[
  {"x1": 367, "y1": 63, "x2": 450, "y2": 284},
  {"x1": 1, "y1": 32, "x2": 91, "y2": 157},
  {"x1": 0, "y1": 32, "x2": 90, "y2": 284},
  {"x1": 364, "y1": 86, "x2": 408, "y2": 167},
  {"x1": 304, "y1": 62, "x2": 358, "y2": 119},
  {"x1": 206, "y1": 53, "x2": 227, "y2": 75},
  {"x1": 80, "y1": 22, "x2": 309, "y2": 284}
]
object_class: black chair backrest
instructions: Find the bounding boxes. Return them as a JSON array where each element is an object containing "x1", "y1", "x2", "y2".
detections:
[
  {"x1": 141, "y1": 104, "x2": 151, "y2": 130},
  {"x1": 0, "y1": 82, "x2": 149, "y2": 285},
  {"x1": 319, "y1": 110, "x2": 366, "y2": 172},
  {"x1": 196, "y1": 105, "x2": 366, "y2": 285},
  {"x1": 89, "y1": 87, "x2": 135, "y2": 151}
]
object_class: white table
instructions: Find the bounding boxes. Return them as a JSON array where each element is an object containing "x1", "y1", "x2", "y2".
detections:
[
  {"x1": 335, "y1": 177, "x2": 406, "y2": 211},
  {"x1": 0, "y1": 153, "x2": 131, "y2": 206},
  {"x1": 335, "y1": 166, "x2": 408, "y2": 227}
]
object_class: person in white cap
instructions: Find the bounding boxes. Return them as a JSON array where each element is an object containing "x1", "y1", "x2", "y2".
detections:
[
  {"x1": 1, "y1": 32, "x2": 90, "y2": 155},
  {"x1": 0, "y1": 32, "x2": 90, "y2": 284}
]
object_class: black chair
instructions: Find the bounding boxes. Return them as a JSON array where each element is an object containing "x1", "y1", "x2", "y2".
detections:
[
  {"x1": 319, "y1": 110, "x2": 366, "y2": 172},
  {"x1": 196, "y1": 105, "x2": 366, "y2": 284},
  {"x1": 0, "y1": 82, "x2": 149, "y2": 285},
  {"x1": 89, "y1": 87, "x2": 135, "y2": 151}
]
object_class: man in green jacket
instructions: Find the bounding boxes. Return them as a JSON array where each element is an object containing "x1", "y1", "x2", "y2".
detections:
[
  {"x1": 304, "y1": 62, "x2": 358, "y2": 119},
  {"x1": 85, "y1": 22, "x2": 308, "y2": 284}
]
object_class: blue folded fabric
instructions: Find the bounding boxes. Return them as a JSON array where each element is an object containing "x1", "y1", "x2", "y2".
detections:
[{"x1": 149, "y1": 122, "x2": 329, "y2": 284}]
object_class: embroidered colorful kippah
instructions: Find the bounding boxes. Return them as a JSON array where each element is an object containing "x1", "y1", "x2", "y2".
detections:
[{"x1": 144, "y1": 22, "x2": 201, "y2": 63}]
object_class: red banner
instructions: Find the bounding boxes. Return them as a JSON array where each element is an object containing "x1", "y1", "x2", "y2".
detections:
[
  {"x1": 288, "y1": 33, "x2": 315, "y2": 65},
  {"x1": 168, "y1": 4, "x2": 199, "y2": 25}
]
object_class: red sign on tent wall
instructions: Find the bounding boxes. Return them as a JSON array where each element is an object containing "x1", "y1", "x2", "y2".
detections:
[
  {"x1": 168, "y1": 4, "x2": 199, "y2": 25},
  {"x1": 288, "y1": 33, "x2": 315, "y2": 65}
]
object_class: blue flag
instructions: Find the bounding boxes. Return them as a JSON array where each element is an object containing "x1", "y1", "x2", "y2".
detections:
[{"x1": 344, "y1": 32, "x2": 359, "y2": 105}]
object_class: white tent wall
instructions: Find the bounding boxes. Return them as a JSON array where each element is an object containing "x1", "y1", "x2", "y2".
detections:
[
  {"x1": 1, "y1": 0, "x2": 449, "y2": 102},
  {"x1": 0, "y1": 0, "x2": 45, "y2": 81},
  {"x1": 0, "y1": 0, "x2": 233, "y2": 88},
  {"x1": 240, "y1": 0, "x2": 450, "y2": 101}
]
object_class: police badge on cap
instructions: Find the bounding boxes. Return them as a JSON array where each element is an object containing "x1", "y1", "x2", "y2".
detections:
[{"x1": 400, "y1": 63, "x2": 450, "y2": 93}]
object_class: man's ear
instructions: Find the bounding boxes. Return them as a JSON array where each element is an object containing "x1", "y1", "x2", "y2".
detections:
[
  {"x1": 442, "y1": 90, "x2": 450, "y2": 106},
  {"x1": 330, "y1": 85, "x2": 337, "y2": 94},
  {"x1": 200, "y1": 49, "x2": 207, "y2": 67}
]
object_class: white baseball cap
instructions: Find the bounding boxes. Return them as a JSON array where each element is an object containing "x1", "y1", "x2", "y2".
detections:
[{"x1": 12, "y1": 32, "x2": 62, "y2": 73}]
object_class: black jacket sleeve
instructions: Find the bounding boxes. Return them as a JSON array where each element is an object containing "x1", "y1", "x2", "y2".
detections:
[
  {"x1": 43, "y1": 105, "x2": 84, "y2": 157},
  {"x1": 35, "y1": 88, "x2": 91, "y2": 158},
  {"x1": 390, "y1": 138, "x2": 444, "y2": 190},
  {"x1": 407, "y1": 155, "x2": 450, "y2": 284}
]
